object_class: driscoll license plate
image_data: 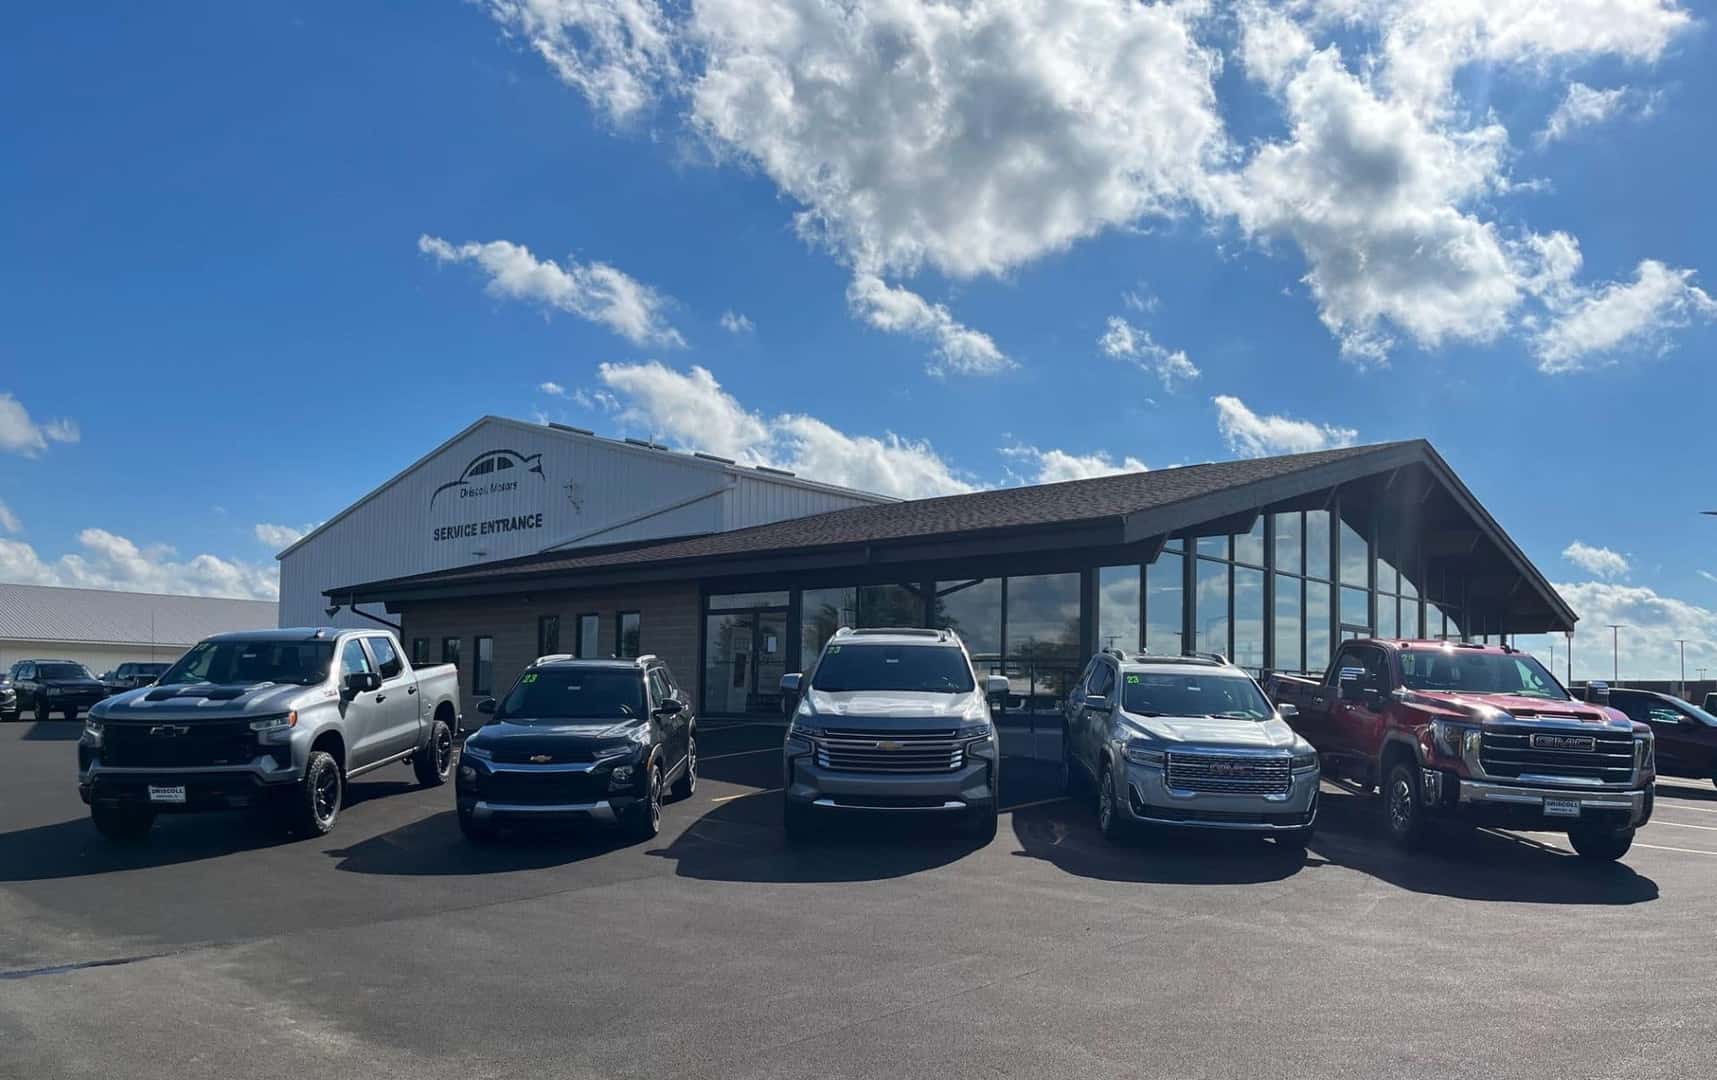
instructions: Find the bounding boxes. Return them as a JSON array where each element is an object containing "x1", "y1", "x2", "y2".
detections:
[
  {"x1": 1543, "y1": 797, "x2": 1581, "y2": 818},
  {"x1": 147, "y1": 785, "x2": 187, "y2": 804}
]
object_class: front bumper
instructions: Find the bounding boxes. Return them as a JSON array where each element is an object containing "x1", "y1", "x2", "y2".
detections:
[
  {"x1": 80, "y1": 764, "x2": 302, "y2": 812},
  {"x1": 1122, "y1": 762, "x2": 1320, "y2": 832},
  {"x1": 1447, "y1": 776, "x2": 1653, "y2": 830},
  {"x1": 456, "y1": 755, "x2": 644, "y2": 826},
  {"x1": 466, "y1": 799, "x2": 620, "y2": 824},
  {"x1": 783, "y1": 739, "x2": 997, "y2": 815}
]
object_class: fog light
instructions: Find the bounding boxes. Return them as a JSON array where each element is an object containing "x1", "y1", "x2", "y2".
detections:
[
  {"x1": 611, "y1": 765, "x2": 635, "y2": 783},
  {"x1": 458, "y1": 765, "x2": 476, "y2": 783}
]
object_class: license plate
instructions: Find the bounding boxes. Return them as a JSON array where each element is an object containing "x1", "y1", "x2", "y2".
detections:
[
  {"x1": 147, "y1": 785, "x2": 186, "y2": 804},
  {"x1": 1543, "y1": 797, "x2": 1581, "y2": 818}
]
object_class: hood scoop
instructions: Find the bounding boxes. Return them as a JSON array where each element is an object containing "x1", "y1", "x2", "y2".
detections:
[{"x1": 144, "y1": 683, "x2": 267, "y2": 702}]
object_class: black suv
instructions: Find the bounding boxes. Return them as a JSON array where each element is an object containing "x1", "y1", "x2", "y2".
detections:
[
  {"x1": 99, "y1": 662, "x2": 170, "y2": 695},
  {"x1": 456, "y1": 654, "x2": 696, "y2": 843},
  {"x1": 8, "y1": 660, "x2": 107, "y2": 721}
]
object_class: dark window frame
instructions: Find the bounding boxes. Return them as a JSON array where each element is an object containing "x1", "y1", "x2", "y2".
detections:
[
  {"x1": 410, "y1": 637, "x2": 429, "y2": 666},
  {"x1": 473, "y1": 635, "x2": 494, "y2": 696},
  {"x1": 616, "y1": 610, "x2": 642, "y2": 659},
  {"x1": 537, "y1": 614, "x2": 561, "y2": 658},
  {"x1": 577, "y1": 613, "x2": 600, "y2": 659}
]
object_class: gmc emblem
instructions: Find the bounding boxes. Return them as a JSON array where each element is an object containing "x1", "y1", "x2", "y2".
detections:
[
  {"x1": 1530, "y1": 733, "x2": 1596, "y2": 752},
  {"x1": 1211, "y1": 761, "x2": 1251, "y2": 777}
]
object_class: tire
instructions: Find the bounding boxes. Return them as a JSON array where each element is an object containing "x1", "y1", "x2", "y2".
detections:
[
  {"x1": 1097, "y1": 761, "x2": 1130, "y2": 845},
  {"x1": 1568, "y1": 823, "x2": 1635, "y2": 862},
  {"x1": 413, "y1": 720, "x2": 453, "y2": 787},
  {"x1": 63, "y1": 706, "x2": 79, "y2": 722},
  {"x1": 458, "y1": 805, "x2": 497, "y2": 845},
  {"x1": 783, "y1": 798, "x2": 814, "y2": 845},
  {"x1": 623, "y1": 760, "x2": 663, "y2": 841},
  {"x1": 36, "y1": 700, "x2": 50, "y2": 723},
  {"x1": 285, "y1": 750, "x2": 342, "y2": 837},
  {"x1": 671, "y1": 735, "x2": 697, "y2": 800},
  {"x1": 1383, "y1": 762, "x2": 1428, "y2": 850},
  {"x1": 91, "y1": 804, "x2": 154, "y2": 843},
  {"x1": 964, "y1": 803, "x2": 998, "y2": 846}
]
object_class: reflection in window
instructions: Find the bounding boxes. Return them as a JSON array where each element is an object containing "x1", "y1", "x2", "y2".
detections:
[
  {"x1": 704, "y1": 612, "x2": 754, "y2": 714},
  {"x1": 617, "y1": 611, "x2": 641, "y2": 659},
  {"x1": 935, "y1": 579, "x2": 1002, "y2": 666},
  {"x1": 1146, "y1": 551, "x2": 1184, "y2": 656},
  {"x1": 1196, "y1": 534, "x2": 1229, "y2": 560},
  {"x1": 799, "y1": 587, "x2": 856, "y2": 663},
  {"x1": 577, "y1": 614, "x2": 600, "y2": 659},
  {"x1": 1273, "y1": 512, "x2": 1302, "y2": 576},
  {"x1": 1274, "y1": 573, "x2": 1303, "y2": 673},
  {"x1": 1234, "y1": 518, "x2": 1265, "y2": 566},
  {"x1": 1305, "y1": 510, "x2": 1331, "y2": 580},
  {"x1": 1376, "y1": 554, "x2": 1398, "y2": 595},
  {"x1": 1233, "y1": 567, "x2": 1264, "y2": 671},
  {"x1": 1377, "y1": 594, "x2": 1397, "y2": 638},
  {"x1": 1307, "y1": 583, "x2": 1332, "y2": 674},
  {"x1": 1341, "y1": 586, "x2": 1370, "y2": 629},
  {"x1": 1097, "y1": 566, "x2": 1141, "y2": 653},
  {"x1": 1340, "y1": 516, "x2": 1368, "y2": 586},
  {"x1": 858, "y1": 584, "x2": 923, "y2": 628},
  {"x1": 1004, "y1": 574, "x2": 1082, "y2": 715},
  {"x1": 1197, "y1": 558, "x2": 1229, "y2": 656},
  {"x1": 707, "y1": 591, "x2": 790, "y2": 610}
]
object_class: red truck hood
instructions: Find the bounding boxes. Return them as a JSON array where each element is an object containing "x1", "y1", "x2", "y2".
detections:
[{"x1": 1410, "y1": 691, "x2": 1622, "y2": 726}]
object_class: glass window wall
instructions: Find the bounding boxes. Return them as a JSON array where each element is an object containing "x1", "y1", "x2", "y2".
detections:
[
  {"x1": 1233, "y1": 567, "x2": 1264, "y2": 671},
  {"x1": 1340, "y1": 517, "x2": 1368, "y2": 587},
  {"x1": 1096, "y1": 566, "x2": 1141, "y2": 653},
  {"x1": 1307, "y1": 582, "x2": 1333, "y2": 674},
  {"x1": 1341, "y1": 586, "x2": 1370, "y2": 630},
  {"x1": 1196, "y1": 558, "x2": 1229, "y2": 656},
  {"x1": 1234, "y1": 518, "x2": 1265, "y2": 567},
  {"x1": 1145, "y1": 551, "x2": 1184, "y2": 656},
  {"x1": 1305, "y1": 510, "x2": 1331, "y2": 581},
  {"x1": 935, "y1": 579, "x2": 1002, "y2": 667},
  {"x1": 1274, "y1": 573, "x2": 1302, "y2": 674},
  {"x1": 1273, "y1": 512, "x2": 1302, "y2": 575}
]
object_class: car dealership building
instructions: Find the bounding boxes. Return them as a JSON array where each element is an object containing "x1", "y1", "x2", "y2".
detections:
[{"x1": 321, "y1": 437, "x2": 1576, "y2": 796}]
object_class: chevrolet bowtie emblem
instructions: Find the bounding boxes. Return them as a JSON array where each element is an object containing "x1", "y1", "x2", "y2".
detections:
[
  {"x1": 148, "y1": 725, "x2": 190, "y2": 737},
  {"x1": 529, "y1": 754, "x2": 553, "y2": 764},
  {"x1": 876, "y1": 740, "x2": 903, "y2": 751}
]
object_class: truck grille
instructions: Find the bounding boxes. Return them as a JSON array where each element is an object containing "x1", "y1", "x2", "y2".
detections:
[
  {"x1": 814, "y1": 729, "x2": 965, "y2": 774},
  {"x1": 102, "y1": 720, "x2": 258, "y2": 768},
  {"x1": 1480, "y1": 728, "x2": 1635, "y2": 785},
  {"x1": 1165, "y1": 753, "x2": 1292, "y2": 796},
  {"x1": 480, "y1": 770, "x2": 604, "y2": 806}
]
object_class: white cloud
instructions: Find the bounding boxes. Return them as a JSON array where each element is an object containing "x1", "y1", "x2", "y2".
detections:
[
  {"x1": 596, "y1": 361, "x2": 973, "y2": 497},
  {"x1": 482, "y1": 0, "x2": 680, "y2": 124},
  {"x1": 540, "y1": 380, "x2": 567, "y2": 396},
  {"x1": 1533, "y1": 260, "x2": 1717, "y2": 372},
  {"x1": 1536, "y1": 82, "x2": 1648, "y2": 145},
  {"x1": 719, "y1": 310, "x2": 754, "y2": 333},
  {"x1": 1562, "y1": 540, "x2": 1630, "y2": 580},
  {"x1": 1001, "y1": 445, "x2": 1147, "y2": 485},
  {"x1": 846, "y1": 274, "x2": 1010, "y2": 376},
  {"x1": 1099, "y1": 316, "x2": 1199, "y2": 389},
  {"x1": 254, "y1": 523, "x2": 314, "y2": 550},
  {"x1": 1700, "y1": 570, "x2": 1717, "y2": 586},
  {"x1": 0, "y1": 499, "x2": 19, "y2": 535},
  {"x1": 1213, "y1": 395, "x2": 1359, "y2": 458},
  {"x1": 0, "y1": 392, "x2": 80, "y2": 458},
  {"x1": 0, "y1": 529, "x2": 278, "y2": 600},
  {"x1": 1556, "y1": 580, "x2": 1717, "y2": 682},
  {"x1": 418, "y1": 234, "x2": 685, "y2": 348}
]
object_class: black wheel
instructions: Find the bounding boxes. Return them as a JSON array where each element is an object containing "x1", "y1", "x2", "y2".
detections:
[
  {"x1": 1097, "y1": 761, "x2": 1129, "y2": 844},
  {"x1": 36, "y1": 700, "x2": 50, "y2": 723},
  {"x1": 1384, "y1": 762, "x2": 1428, "y2": 850},
  {"x1": 458, "y1": 806, "x2": 497, "y2": 844},
  {"x1": 91, "y1": 804, "x2": 154, "y2": 843},
  {"x1": 624, "y1": 761, "x2": 663, "y2": 841},
  {"x1": 1568, "y1": 823, "x2": 1635, "y2": 861},
  {"x1": 285, "y1": 750, "x2": 342, "y2": 837},
  {"x1": 671, "y1": 735, "x2": 697, "y2": 800},
  {"x1": 964, "y1": 803, "x2": 998, "y2": 846},
  {"x1": 63, "y1": 705, "x2": 79, "y2": 722},
  {"x1": 413, "y1": 720, "x2": 453, "y2": 787},
  {"x1": 783, "y1": 798, "x2": 814, "y2": 845}
]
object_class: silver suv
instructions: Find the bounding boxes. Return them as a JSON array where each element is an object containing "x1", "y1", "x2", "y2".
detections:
[
  {"x1": 779, "y1": 628, "x2": 1008, "y2": 844},
  {"x1": 1065, "y1": 652, "x2": 1319, "y2": 849}
]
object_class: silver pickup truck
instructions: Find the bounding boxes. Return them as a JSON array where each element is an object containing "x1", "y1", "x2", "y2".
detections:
[{"x1": 79, "y1": 627, "x2": 461, "y2": 842}]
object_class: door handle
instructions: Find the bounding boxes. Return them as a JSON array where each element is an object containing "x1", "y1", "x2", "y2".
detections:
[
  {"x1": 376, "y1": 694, "x2": 387, "y2": 703},
  {"x1": 407, "y1": 686, "x2": 417, "y2": 695}
]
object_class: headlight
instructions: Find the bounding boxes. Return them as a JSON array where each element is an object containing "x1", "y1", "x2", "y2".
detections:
[
  {"x1": 1636, "y1": 737, "x2": 1654, "y2": 775},
  {"x1": 462, "y1": 742, "x2": 493, "y2": 761},
  {"x1": 1291, "y1": 750, "x2": 1318, "y2": 771},
  {"x1": 1124, "y1": 740, "x2": 1165, "y2": 766},
  {"x1": 82, "y1": 716, "x2": 103, "y2": 746},
  {"x1": 249, "y1": 711, "x2": 297, "y2": 733},
  {"x1": 1431, "y1": 719, "x2": 1479, "y2": 759},
  {"x1": 957, "y1": 720, "x2": 993, "y2": 740},
  {"x1": 593, "y1": 742, "x2": 640, "y2": 761},
  {"x1": 787, "y1": 719, "x2": 824, "y2": 740}
]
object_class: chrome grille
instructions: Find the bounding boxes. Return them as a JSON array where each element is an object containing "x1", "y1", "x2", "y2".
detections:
[
  {"x1": 1480, "y1": 728, "x2": 1635, "y2": 785},
  {"x1": 1165, "y1": 753, "x2": 1292, "y2": 795},
  {"x1": 102, "y1": 720, "x2": 256, "y2": 768},
  {"x1": 814, "y1": 729, "x2": 964, "y2": 774}
]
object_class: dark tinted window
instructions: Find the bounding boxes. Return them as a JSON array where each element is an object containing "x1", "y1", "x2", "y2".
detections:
[
  {"x1": 161, "y1": 641, "x2": 334, "y2": 686},
  {"x1": 1398, "y1": 650, "x2": 1568, "y2": 699},
  {"x1": 538, "y1": 615, "x2": 560, "y2": 657},
  {"x1": 37, "y1": 662, "x2": 92, "y2": 680},
  {"x1": 138, "y1": 663, "x2": 169, "y2": 676},
  {"x1": 810, "y1": 644, "x2": 975, "y2": 693},
  {"x1": 340, "y1": 639, "x2": 373, "y2": 678},
  {"x1": 474, "y1": 636, "x2": 494, "y2": 695},
  {"x1": 442, "y1": 637, "x2": 461, "y2": 666},
  {"x1": 369, "y1": 636, "x2": 403, "y2": 679},
  {"x1": 1121, "y1": 671, "x2": 1273, "y2": 719},
  {"x1": 499, "y1": 668, "x2": 644, "y2": 721},
  {"x1": 617, "y1": 612, "x2": 641, "y2": 659},
  {"x1": 1088, "y1": 662, "x2": 1115, "y2": 697}
]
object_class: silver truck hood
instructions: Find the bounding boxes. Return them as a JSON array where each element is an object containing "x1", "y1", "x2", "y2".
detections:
[
  {"x1": 95, "y1": 681, "x2": 327, "y2": 722},
  {"x1": 805, "y1": 689, "x2": 981, "y2": 722},
  {"x1": 1125, "y1": 714, "x2": 1298, "y2": 750}
]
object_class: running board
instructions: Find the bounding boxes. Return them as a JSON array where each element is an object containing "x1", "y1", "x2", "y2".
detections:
[{"x1": 346, "y1": 746, "x2": 416, "y2": 780}]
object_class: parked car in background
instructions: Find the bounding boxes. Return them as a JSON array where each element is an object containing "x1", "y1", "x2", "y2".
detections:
[
  {"x1": 8, "y1": 660, "x2": 107, "y2": 721},
  {"x1": 1606, "y1": 688, "x2": 1717, "y2": 788},
  {"x1": 1066, "y1": 652, "x2": 1319, "y2": 849},
  {"x1": 779, "y1": 627, "x2": 1006, "y2": 844},
  {"x1": 99, "y1": 662, "x2": 171, "y2": 695},
  {"x1": 1704, "y1": 692, "x2": 1717, "y2": 715},
  {"x1": 1268, "y1": 639, "x2": 1654, "y2": 861},
  {"x1": 79, "y1": 628, "x2": 461, "y2": 842},
  {"x1": 456, "y1": 654, "x2": 695, "y2": 844},
  {"x1": 0, "y1": 672, "x2": 16, "y2": 722}
]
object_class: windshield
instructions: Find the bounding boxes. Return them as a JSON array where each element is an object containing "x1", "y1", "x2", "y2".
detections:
[
  {"x1": 135, "y1": 663, "x2": 169, "y2": 676},
  {"x1": 158, "y1": 640, "x2": 335, "y2": 687},
  {"x1": 498, "y1": 668, "x2": 644, "y2": 721},
  {"x1": 1399, "y1": 650, "x2": 1569, "y2": 700},
  {"x1": 1121, "y1": 671, "x2": 1275, "y2": 719},
  {"x1": 38, "y1": 663, "x2": 93, "y2": 681},
  {"x1": 810, "y1": 644, "x2": 975, "y2": 693}
]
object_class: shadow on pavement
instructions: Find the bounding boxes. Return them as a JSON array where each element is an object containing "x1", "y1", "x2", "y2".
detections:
[
  {"x1": 1655, "y1": 780, "x2": 1717, "y2": 803},
  {"x1": 326, "y1": 809, "x2": 639, "y2": 876},
  {"x1": 1010, "y1": 798, "x2": 1312, "y2": 886},
  {"x1": 21, "y1": 720, "x2": 83, "y2": 742},
  {"x1": 0, "y1": 812, "x2": 296, "y2": 882}
]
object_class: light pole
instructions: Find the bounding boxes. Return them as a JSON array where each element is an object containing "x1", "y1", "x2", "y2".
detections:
[
  {"x1": 1676, "y1": 639, "x2": 1687, "y2": 697},
  {"x1": 1606, "y1": 624, "x2": 1625, "y2": 685}
]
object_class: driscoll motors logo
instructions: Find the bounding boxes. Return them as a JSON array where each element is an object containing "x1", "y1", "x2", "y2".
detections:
[{"x1": 429, "y1": 449, "x2": 544, "y2": 507}]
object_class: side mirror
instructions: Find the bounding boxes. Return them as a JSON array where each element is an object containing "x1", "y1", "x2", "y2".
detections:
[
  {"x1": 654, "y1": 698, "x2": 684, "y2": 717},
  {"x1": 476, "y1": 697, "x2": 497, "y2": 715},
  {"x1": 1084, "y1": 694, "x2": 1112, "y2": 712},
  {"x1": 1277, "y1": 702, "x2": 1299, "y2": 720},
  {"x1": 779, "y1": 673, "x2": 802, "y2": 694},
  {"x1": 986, "y1": 674, "x2": 1010, "y2": 699},
  {"x1": 342, "y1": 671, "x2": 382, "y2": 697}
]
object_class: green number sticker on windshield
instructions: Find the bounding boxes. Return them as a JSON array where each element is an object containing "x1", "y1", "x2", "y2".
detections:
[
  {"x1": 522, "y1": 673, "x2": 538, "y2": 683},
  {"x1": 828, "y1": 646, "x2": 841, "y2": 654},
  {"x1": 1126, "y1": 674, "x2": 1141, "y2": 684}
]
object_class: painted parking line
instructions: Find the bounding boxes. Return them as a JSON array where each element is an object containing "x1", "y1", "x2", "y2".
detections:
[
  {"x1": 1635, "y1": 842, "x2": 1717, "y2": 857},
  {"x1": 1645, "y1": 819, "x2": 1717, "y2": 833},
  {"x1": 700, "y1": 747, "x2": 781, "y2": 762},
  {"x1": 1002, "y1": 795, "x2": 1071, "y2": 814},
  {"x1": 709, "y1": 787, "x2": 783, "y2": 804},
  {"x1": 1652, "y1": 801, "x2": 1717, "y2": 814},
  {"x1": 698, "y1": 722, "x2": 786, "y2": 733}
]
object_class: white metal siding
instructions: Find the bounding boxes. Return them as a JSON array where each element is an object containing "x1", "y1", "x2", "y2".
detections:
[{"x1": 279, "y1": 418, "x2": 884, "y2": 629}]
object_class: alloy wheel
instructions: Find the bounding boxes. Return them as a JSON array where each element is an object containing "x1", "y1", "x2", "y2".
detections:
[
  {"x1": 313, "y1": 765, "x2": 340, "y2": 824},
  {"x1": 1389, "y1": 777, "x2": 1413, "y2": 835},
  {"x1": 1098, "y1": 769, "x2": 1115, "y2": 832},
  {"x1": 649, "y1": 768, "x2": 662, "y2": 829},
  {"x1": 433, "y1": 725, "x2": 453, "y2": 776}
]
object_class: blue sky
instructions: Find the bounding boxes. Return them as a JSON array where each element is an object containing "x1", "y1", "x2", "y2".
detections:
[{"x1": 1, "y1": 1, "x2": 1714, "y2": 679}]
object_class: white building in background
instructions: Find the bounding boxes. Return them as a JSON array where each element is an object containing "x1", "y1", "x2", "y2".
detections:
[
  {"x1": 275, "y1": 416, "x2": 891, "y2": 629},
  {"x1": 0, "y1": 583, "x2": 278, "y2": 673}
]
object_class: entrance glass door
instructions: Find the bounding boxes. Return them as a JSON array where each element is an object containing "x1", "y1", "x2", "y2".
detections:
[{"x1": 703, "y1": 607, "x2": 789, "y2": 716}]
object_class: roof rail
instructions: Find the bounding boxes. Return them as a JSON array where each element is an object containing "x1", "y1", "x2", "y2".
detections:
[
  {"x1": 633, "y1": 653, "x2": 659, "y2": 666},
  {"x1": 1125, "y1": 654, "x2": 1224, "y2": 667},
  {"x1": 1193, "y1": 652, "x2": 1232, "y2": 666},
  {"x1": 843, "y1": 627, "x2": 949, "y2": 639},
  {"x1": 532, "y1": 653, "x2": 575, "y2": 666}
]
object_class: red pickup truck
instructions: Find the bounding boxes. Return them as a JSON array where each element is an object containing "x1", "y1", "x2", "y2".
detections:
[{"x1": 1267, "y1": 639, "x2": 1654, "y2": 861}]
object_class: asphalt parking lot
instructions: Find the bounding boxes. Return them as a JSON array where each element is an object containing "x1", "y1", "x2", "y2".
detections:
[{"x1": 2, "y1": 719, "x2": 1714, "y2": 1080}]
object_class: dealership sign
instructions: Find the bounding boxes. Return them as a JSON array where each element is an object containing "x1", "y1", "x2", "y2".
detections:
[
  {"x1": 433, "y1": 513, "x2": 545, "y2": 543},
  {"x1": 429, "y1": 447, "x2": 548, "y2": 544}
]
